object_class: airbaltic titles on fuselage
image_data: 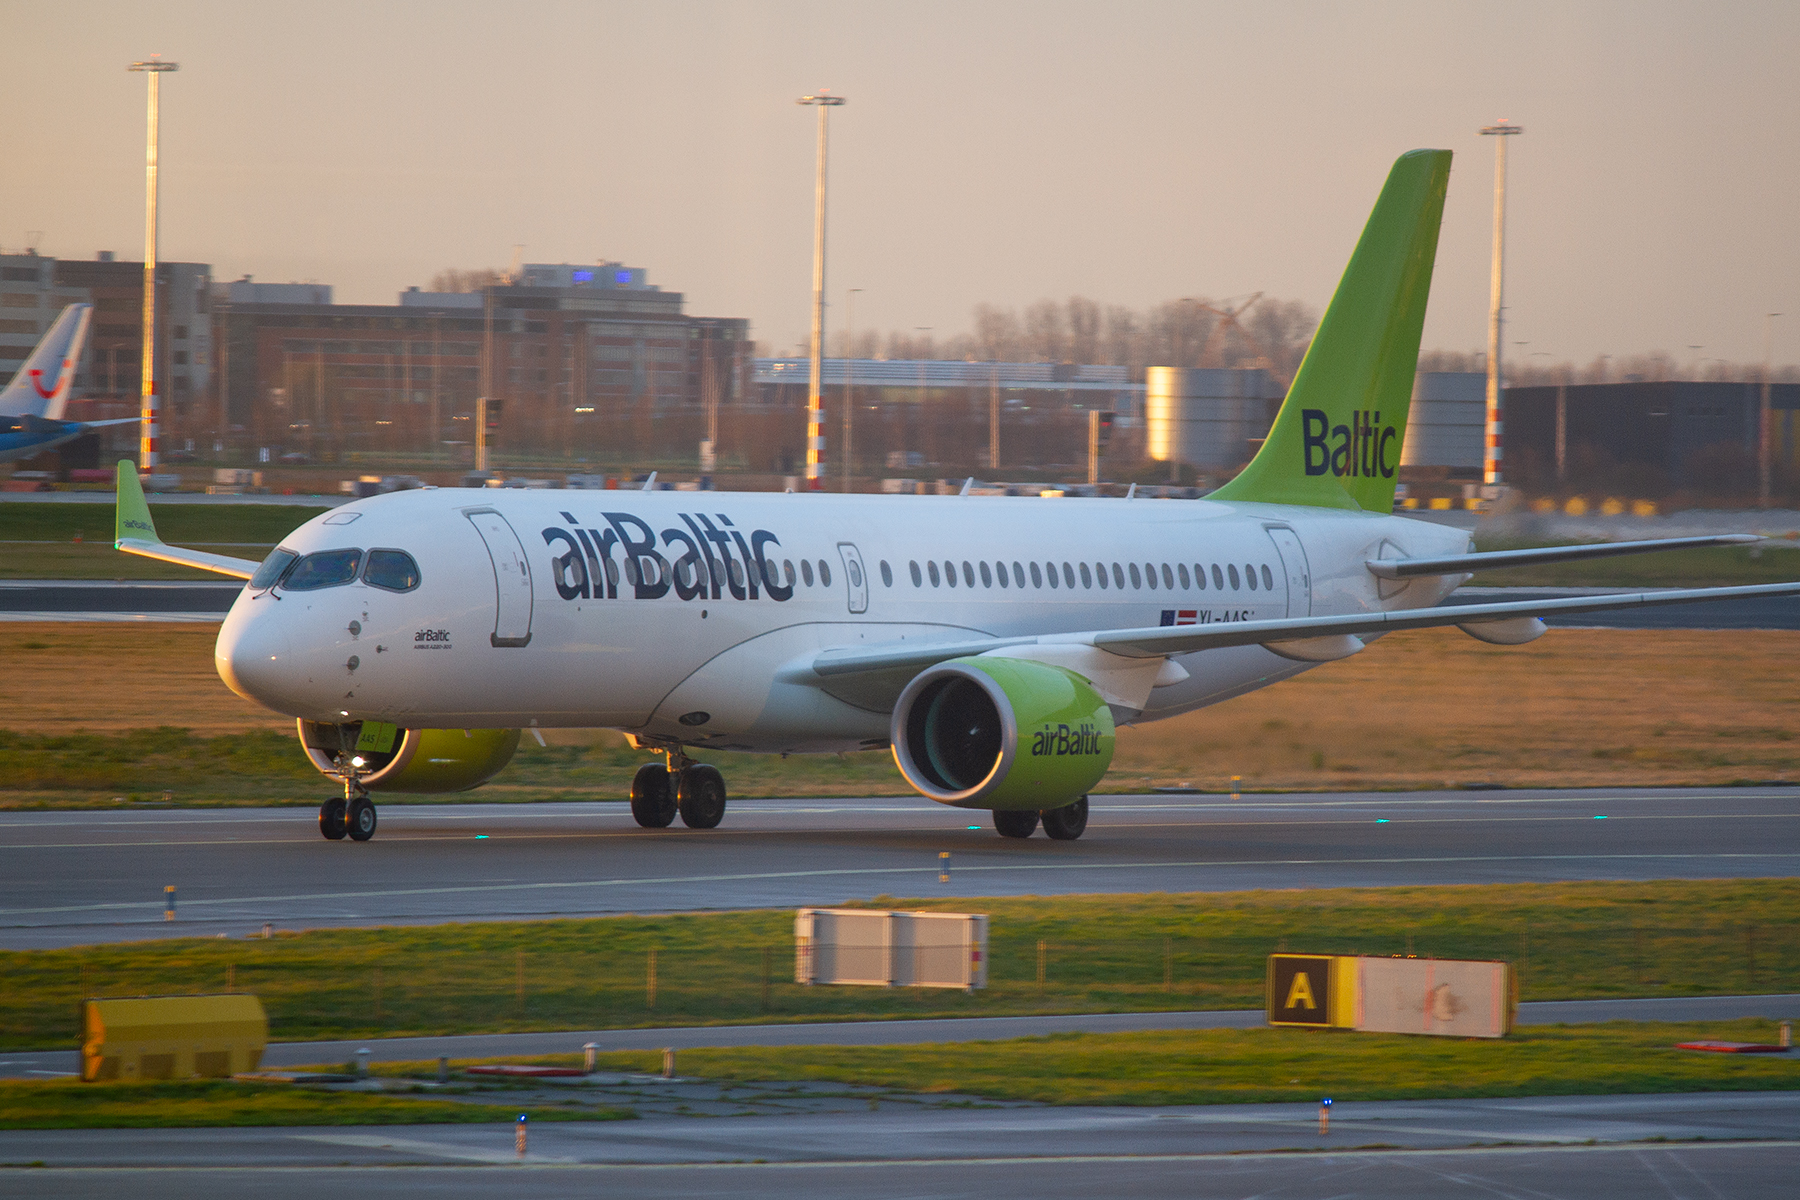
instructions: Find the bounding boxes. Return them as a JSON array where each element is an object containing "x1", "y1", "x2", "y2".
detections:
[{"x1": 541, "y1": 510, "x2": 793, "y2": 604}]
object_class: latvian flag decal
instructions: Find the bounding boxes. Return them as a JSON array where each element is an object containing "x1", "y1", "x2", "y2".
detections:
[{"x1": 1159, "y1": 610, "x2": 1198, "y2": 627}]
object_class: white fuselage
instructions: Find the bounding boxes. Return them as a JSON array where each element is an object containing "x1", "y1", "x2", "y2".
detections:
[{"x1": 214, "y1": 488, "x2": 1470, "y2": 753}]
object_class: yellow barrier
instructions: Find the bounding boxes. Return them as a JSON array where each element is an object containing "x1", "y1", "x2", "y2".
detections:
[{"x1": 82, "y1": 994, "x2": 268, "y2": 1081}]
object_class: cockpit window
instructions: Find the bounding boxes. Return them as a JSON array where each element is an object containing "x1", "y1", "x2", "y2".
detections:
[
  {"x1": 282, "y1": 548, "x2": 363, "y2": 591},
  {"x1": 362, "y1": 549, "x2": 421, "y2": 592},
  {"x1": 249, "y1": 547, "x2": 299, "y2": 590}
]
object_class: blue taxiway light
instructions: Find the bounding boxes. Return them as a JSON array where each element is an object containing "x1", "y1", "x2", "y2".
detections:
[
  {"x1": 1376, "y1": 818, "x2": 1389, "y2": 824},
  {"x1": 967, "y1": 825, "x2": 981, "y2": 830},
  {"x1": 476, "y1": 834, "x2": 490, "y2": 839},
  {"x1": 1594, "y1": 815, "x2": 1608, "y2": 820}
]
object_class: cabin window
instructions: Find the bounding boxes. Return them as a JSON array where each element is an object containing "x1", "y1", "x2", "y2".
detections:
[
  {"x1": 995, "y1": 560, "x2": 1009, "y2": 588},
  {"x1": 801, "y1": 559, "x2": 814, "y2": 587},
  {"x1": 880, "y1": 560, "x2": 893, "y2": 587},
  {"x1": 910, "y1": 560, "x2": 923, "y2": 586},
  {"x1": 1079, "y1": 562, "x2": 1092, "y2": 588},
  {"x1": 1063, "y1": 563, "x2": 1076, "y2": 588},
  {"x1": 1212, "y1": 563, "x2": 1224, "y2": 589},
  {"x1": 784, "y1": 560, "x2": 797, "y2": 588},
  {"x1": 1013, "y1": 562, "x2": 1026, "y2": 588},
  {"x1": 979, "y1": 561, "x2": 992, "y2": 587},
  {"x1": 1228, "y1": 564, "x2": 1240, "y2": 589},
  {"x1": 282, "y1": 548, "x2": 363, "y2": 591},
  {"x1": 963, "y1": 561, "x2": 976, "y2": 587},
  {"x1": 250, "y1": 547, "x2": 299, "y2": 590},
  {"x1": 1262, "y1": 564, "x2": 1275, "y2": 590},
  {"x1": 1044, "y1": 562, "x2": 1058, "y2": 588},
  {"x1": 1178, "y1": 563, "x2": 1191, "y2": 589},
  {"x1": 944, "y1": 560, "x2": 957, "y2": 587},
  {"x1": 1030, "y1": 562, "x2": 1043, "y2": 588},
  {"x1": 1162, "y1": 563, "x2": 1175, "y2": 589},
  {"x1": 1244, "y1": 563, "x2": 1257, "y2": 590},
  {"x1": 1128, "y1": 563, "x2": 1142, "y2": 589},
  {"x1": 1095, "y1": 562, "x2": 1108, "y2": 589},
  {"x1": 1112, "y1": 563, "x2": 1125, "y2": 589},
  {"x1": 818, "y1": 560, "x2": 832, "y2": 587},
  {"x1": 362, "y1": 549, "x2": 421, "y2": 593},
  {"x1": 928, "y1": 560, "x2": 941, "y2": 586},
  {"x1": 1143, "y1": 563, "x2": 1156, "y2": 590}
]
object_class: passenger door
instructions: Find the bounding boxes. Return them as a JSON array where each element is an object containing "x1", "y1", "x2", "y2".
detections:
[
  {"x1": 1264, "y1": 526, "x2": 1311, "y2": 619},
  {"x1": 465, "y1": 509, "x2": 534, "y2": 647}
]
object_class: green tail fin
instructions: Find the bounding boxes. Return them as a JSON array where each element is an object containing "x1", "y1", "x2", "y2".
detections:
[
  {"x1": 1210, "y1": 149, "x2": 1452, "y2": 512},
  {"x1": 115, "y1": 459, "x2": 161, "y2": 545}
]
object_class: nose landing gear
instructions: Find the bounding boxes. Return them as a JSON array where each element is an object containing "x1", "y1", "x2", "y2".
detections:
[
  {"x1": 320, "y1": 761, "x2": 378, "y2": 842},
  {"x1": 630, "y1": 749, "x2": 728, "y2": 830}
]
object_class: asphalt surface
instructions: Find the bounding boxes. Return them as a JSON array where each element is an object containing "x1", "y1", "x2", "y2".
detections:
[
  {"x1": 2, "y1": 788, "x2": 1795, "y2": 951},
  {"x1": 1, "y1": 1094, "x2": 1796, "y2": 1197},
  {"x1": 1447, "y1": 586, "x2": 1800, "y2": 630},
  {"x1": 4, "y1": 579, "x2": 1799, "y2": 626},
  {"x1": 0, "y1": 579, "x2": 242, "y2": 622}
]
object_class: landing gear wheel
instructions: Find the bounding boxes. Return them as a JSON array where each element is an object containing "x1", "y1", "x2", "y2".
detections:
[
  {"x1": 1040, "y1": 795, "x2": 1089, "y2": 841},
  {"x1": 994, "y1": 809, "x2": 1039, "y2": 839},
  {"x1": 676, "y1": 764, "x2": 727, "y2": 830},
  {"x1": 319, "y1": 798, "x2": 347, "y2": 841},
  {"x1": 346, "y1": 796, "x2": 378, "y2": 842},
  {"x1": 630, "y1": 764, "x2": 677, "y2": 828}
]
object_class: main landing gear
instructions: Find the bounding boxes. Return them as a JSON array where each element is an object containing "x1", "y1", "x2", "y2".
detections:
[
  {"x1": 994, "y1": 795, "x2": 1089, "y2": 841},
  {"x1": 320, "y1": 774, "x2": 378, "y2": 842},
  {"x1": 631, "y1": 750, "x2": 727, "y2": 830}
]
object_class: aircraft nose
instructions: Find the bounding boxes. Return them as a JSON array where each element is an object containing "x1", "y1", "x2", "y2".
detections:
[{"x1": 215, "y1": 603, "x2": 295, "y2": 710}]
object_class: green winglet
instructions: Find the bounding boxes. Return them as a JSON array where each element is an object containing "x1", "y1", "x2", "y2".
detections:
[
  {"x1": 1210, "y1": 149, "x2": 1453, "y2": 512},
  {"x1": 114, "y1": 459, "x2": 161, "y2": 546}
]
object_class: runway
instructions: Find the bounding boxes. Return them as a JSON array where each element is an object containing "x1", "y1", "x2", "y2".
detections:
[
  {"x1": 0, "y1": 1093, "x2": 1795, "y2": 1198},
  {"x1": 2, "y1": 787, "x2": 1796, "y2": 949}
]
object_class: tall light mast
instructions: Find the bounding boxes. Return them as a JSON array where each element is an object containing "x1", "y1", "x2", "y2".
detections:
[
  {"x1": 1480, "y1": 119, "x2": 1521, "y2": 486},
  {"x1": 129, "y1": 57, "x2": 178, "y2": 473},
  {"x1": 797, "y1": 92, "x2": 845, "y2": 490}
]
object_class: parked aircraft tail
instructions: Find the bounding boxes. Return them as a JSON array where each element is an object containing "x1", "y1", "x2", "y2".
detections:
[
  {"x1": 1210, "y1": 150, "x2": 1451, "y2": 512},
  {"x1": 0, "y1": 304, "x2": 93, "y2": 420}
]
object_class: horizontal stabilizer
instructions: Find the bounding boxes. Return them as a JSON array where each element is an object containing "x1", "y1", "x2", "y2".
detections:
[{"x1": 1368, "y1": 534, "x2": 1761, "y2": 579}]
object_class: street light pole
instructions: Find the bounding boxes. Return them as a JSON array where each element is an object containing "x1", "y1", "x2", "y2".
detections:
[
  {"x1": 797, "y1": 92, "x2": 845, "y2": 491},
  {"x1": 1762, "y1": 312, "x2": 1782, "y2": 509},
  {"x1": 129, "y1": 57, "x2": 178, "y2": 474},
  {"x1": 1480, "y1": 119, "x2": 1522, "y2": 487},
  {"x1": 844, "y1": 288, "x2": 861, "y2": 493}
]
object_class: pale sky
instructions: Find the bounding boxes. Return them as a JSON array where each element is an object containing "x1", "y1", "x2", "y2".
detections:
[{"x1": 5, "y1": 0, "x2": 1796, "y2": 366}]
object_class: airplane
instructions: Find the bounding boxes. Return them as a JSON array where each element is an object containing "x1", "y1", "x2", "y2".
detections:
[
  {"x1": 0, "y1": 303, "x2": 136, "y2": 465},
  {"x1": 112, "y1": 149, "x2": 1799, "y2": 844}
]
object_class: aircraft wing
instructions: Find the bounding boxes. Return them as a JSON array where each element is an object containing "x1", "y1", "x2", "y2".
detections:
[
  {"x1": 1367, "y1": 534, "x2": 1761, "y2": 579},
  {"x1": 112, "y1": 460, "x2": 260, "y2": 580},
  {"x1": 805, "y1": 580, "x2": 1800, "y2": 682}
]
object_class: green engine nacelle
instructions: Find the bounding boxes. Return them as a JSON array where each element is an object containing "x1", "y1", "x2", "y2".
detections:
[
  {"x1": 298, "y1": 720, "x2": 520, "y2": 794},
  {"x1": 891, "y1": 656, "x2": 1115, "y2": 810}
]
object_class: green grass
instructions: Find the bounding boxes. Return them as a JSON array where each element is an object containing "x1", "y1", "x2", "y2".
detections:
[
  {"x1": 586, "y1": 1019, "x2": 1800, "y2": 1106},
  {"x1": 1466, "y1": 540, "x2": 1800, "y2": 588},
  {"x1": 0, "y1": 1078, "x2": 631, "y2": 1129},
  {"x1": 0, "y1": 501, "x2": 325, "y2": 579},
  {"x1": 4, "y1": 882, "x2": 1795, "y2": 1051},
  {"x1": 0, "y1": 726, "x2": 909, "y2": 806}
]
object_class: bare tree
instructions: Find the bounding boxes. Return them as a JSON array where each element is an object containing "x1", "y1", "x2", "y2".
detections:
[
  {"x1": 1065, "y1": 297, "x2": 1101, "y2": 365},
  {"x1": 429, "y1": 268, "x2": 505, "y2": 293}
]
